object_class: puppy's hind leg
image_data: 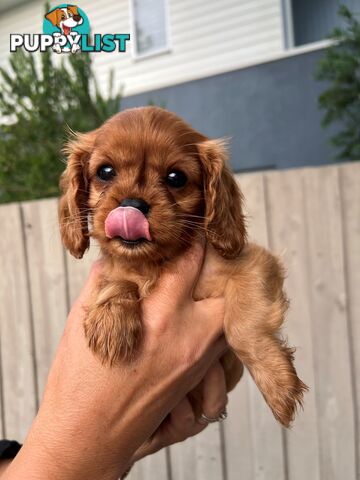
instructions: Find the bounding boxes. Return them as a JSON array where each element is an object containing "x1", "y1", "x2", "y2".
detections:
[{"x1": 224, "y1": 246, "x2": 308, "y2": 427}]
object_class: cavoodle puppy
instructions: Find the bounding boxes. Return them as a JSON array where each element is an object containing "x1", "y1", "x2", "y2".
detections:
[{"x1": 59, "y1": 107, "x2": 307, "y2": 426}]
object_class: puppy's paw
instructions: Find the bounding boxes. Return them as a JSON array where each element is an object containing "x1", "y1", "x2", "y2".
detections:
[
  {"x1": 71, "y1": 43, "x2": 81, "y2": 54},
  {"x1": 52, "y1": 44, "x2": 62, "y2": 54},
  {"x1": 84, "y1": 299, "x2": 142, "y2": 364},
  {"x1": 263, "y1": 364, "x2": 308, "y2": 427},
  {"x1": 247, "y1": 343, "x2": 308, "y2": 427}
]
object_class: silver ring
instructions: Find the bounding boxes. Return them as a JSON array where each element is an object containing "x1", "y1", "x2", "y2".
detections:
[{"x1": 198, "y1": 409, "x2": 228, "y2": 425}]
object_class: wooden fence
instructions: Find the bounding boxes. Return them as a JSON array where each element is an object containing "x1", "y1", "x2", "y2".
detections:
[{"x1": 0, "y1": 162, "x2": 358, "y2": 480}]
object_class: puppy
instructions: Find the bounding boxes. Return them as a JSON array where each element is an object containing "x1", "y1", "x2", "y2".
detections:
[{"x1": 59, "y1": 107, "x2": 307, "y2": 426}]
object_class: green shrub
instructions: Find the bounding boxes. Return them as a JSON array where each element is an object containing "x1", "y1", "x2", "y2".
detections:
[
  {"x1": 316, "y1": 6, "x2": 360, "y2": 161},
  {"x1": 0, "y1": 48, "x2": 122, "y2": 203}
]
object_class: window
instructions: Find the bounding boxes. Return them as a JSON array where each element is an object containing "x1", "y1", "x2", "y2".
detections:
[
  {"x1": 130, "y1": 0, "x2": 171, "y2": 59},
  {"x1": 283, "y1": 0, "x2": 359, "y2": 48}
]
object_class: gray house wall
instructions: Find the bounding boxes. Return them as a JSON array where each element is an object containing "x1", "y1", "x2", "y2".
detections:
[{"x1": 122, "y1": 48, "x2": 338, "y2": 172}]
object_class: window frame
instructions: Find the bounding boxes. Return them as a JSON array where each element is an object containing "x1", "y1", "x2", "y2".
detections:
[
  {"x1": 281, "y1": 0, "x2": 345, "y2": 52},
  {"x1": 281, "y1": 0, "x2": 295, "y2": 49},
  {"x1": 129, "y1": 0, "x2": 172, "y2": 61}
]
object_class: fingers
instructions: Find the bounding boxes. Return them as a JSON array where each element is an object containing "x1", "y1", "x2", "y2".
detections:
[
  {"x1": 155, "y1": 361, "x2": 228, "y2": 449},
  {"x1": 148, "y1": 243, "x2": 205, "y2": 308},
  {"x1": 199, "y1": 361, "x2": 228, "y2": 422},
  {"x1": 209, "y1": 336, "x2": 228, "y2": 363},
  {"x1": 166, "y1": 396, "x2": 206, "y2": 443},
  {"x1": 131, "y1": 359, "x2": 229, "y2": 464},
  {"x1": 170, "y1": 396, "x2": 198, "y2": 436},
  {"x1": 132, "y1": 396, "x2": 206, "y2": 463}
]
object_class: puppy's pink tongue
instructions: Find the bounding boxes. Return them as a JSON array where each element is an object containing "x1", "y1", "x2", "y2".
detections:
[{"x1": 105, "y1": 206, "x2": 151, "y2": 241}]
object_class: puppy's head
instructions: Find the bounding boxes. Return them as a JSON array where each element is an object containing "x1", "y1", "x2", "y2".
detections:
[
  {"x1": 45, "y1": 6, "x2": 82, "y2": 29},
  {"x1": 59, "y1": 107, "x2": 246, "y2": 264}
]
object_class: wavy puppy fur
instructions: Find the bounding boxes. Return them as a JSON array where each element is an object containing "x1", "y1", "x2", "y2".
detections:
[{"x1": 59, "y1": 106, "x2": 307, "y2": 427}]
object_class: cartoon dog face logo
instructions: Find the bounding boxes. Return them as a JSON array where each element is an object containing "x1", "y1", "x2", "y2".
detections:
[
  {"x1": 44, "y1": 5, "x2": 84, "y2": 53},
  {"x1": 45, "y1": 5, "x2": 83, "y2": 36}
]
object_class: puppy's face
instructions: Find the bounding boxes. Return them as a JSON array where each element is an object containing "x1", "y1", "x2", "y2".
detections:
[
  {"x1": 59, "y1": 107, "x2": 246, "y2": 264},
  {"x1": 88, "y1": 113, "x2": 205, "y2": 263},
  {"x1": 45, "y1": 6, "x2": 83, "y2": 30}
]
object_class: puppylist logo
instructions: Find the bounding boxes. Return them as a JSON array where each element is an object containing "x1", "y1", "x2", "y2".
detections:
[{"x1": 10, "y1": 4, "x2": 130, "y2": 54}]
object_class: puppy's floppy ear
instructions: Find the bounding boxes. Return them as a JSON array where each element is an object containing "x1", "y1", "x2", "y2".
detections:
[
  {"x1": 45, "y1": 9, "x2": 60, "y2": 26},
  {"x1": 59, "y1": 131, "x2": 96, "y2": 259},
  {"x1": 68, "y1": 5, "x2": 79, "y2": 16},
  {"x1": 198, "y1": 139, "x2": 246, "y2": 259}
]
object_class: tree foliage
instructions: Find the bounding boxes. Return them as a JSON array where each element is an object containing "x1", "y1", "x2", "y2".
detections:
[
  {"x1": 0, "y1": 42, "x2": 121, "y2": 203},
  {"x1": 316, "y1": 5, "x2": 360, "y2": 161}
]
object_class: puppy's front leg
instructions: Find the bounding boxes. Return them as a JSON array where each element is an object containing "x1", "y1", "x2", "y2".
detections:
[{"x1": 84, "y1": 280, "x2": 141, "y2": 364}]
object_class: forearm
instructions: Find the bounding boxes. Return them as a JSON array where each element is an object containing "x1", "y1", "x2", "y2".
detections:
[{"x1": 4, "y1": 414, "x2": 141, "y2": 480}]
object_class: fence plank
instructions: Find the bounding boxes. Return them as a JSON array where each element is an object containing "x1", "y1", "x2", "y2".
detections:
[
  {"x1": 303, "y1": 165, "x2": 356, "y2": 479},
  {"x1": 238, "y1": 173, "x2": 269, "y2": 246},
  {"x1": 194, "y1": 424, "x2": 224, "y2": 480},
  {"x1": 128, "y1": 449, "x2": 168, "y2": 480},
  {"x1": 0, "y1": 341, "x2": 4, "y2": 438},
  {"x1": 339, "y1": 162, "x2": 360, "y2": 474},
  {"x1": 222, "y1": 371, "x2": 255, "y2": 479},
  {"x1": 66, "y1": 241, "x2": 101, "y2": 307},
  {"x1": 170, "y1": 435, "x2": 197, "y2": 480},
  {"x1": 21, "y1": 198, "x2": 68, "y2": 400},
  {"x1": 223, "y1": 172, "x2": 285, "y2": 480},
  {"x1": 0, "y1": 203, "x2": 37, "y2": 441},
  {"x1": 265, "y1": 168, "x2": 321, "y2": 480},
  {"x1": 170, "y1": 423, "x2": 224, "y2": 480}
]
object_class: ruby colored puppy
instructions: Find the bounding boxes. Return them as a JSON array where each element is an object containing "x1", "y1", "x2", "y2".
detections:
[{"x1": 59, "y1": 107, "x2": 307, "y2": 426}]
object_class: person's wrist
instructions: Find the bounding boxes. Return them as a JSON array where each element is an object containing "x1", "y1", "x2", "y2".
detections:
[
  {"x1": 18, "y1": 367, "x2": 177, "y2": 480},
  {"x1": 3, "y1": 408, "x2": 134, "y2": 480},
  {"x1": 2, "y1": 431, "x2": 63, "y2": 480},
  {"x1": 0, "y1": 459, "x2": 11, "y2": 478}
]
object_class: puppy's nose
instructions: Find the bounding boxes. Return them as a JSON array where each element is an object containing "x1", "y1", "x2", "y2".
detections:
[
  {"x1": 73, "y1": 14, "x2": 81, "y2": 21},
  {"x1": 120, "y1": 198, "x2": 150, "y2": 215}
]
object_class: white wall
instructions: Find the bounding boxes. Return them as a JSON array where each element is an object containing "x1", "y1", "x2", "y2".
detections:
[{"x1": 0, "y1": 0, "x2": 285, "y2": 96}]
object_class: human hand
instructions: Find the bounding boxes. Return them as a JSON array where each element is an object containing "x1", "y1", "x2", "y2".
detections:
[
  {"x1": 131, "y1": 360, "x2": 228, "y2": 465},
  {"x1": 4, "y1": 243, "x2": 227, "y2": 480}
]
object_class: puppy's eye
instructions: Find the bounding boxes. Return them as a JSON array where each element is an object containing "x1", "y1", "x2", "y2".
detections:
[
  {"x1": 166, "y1": 170, "x2": 187, "y2": 188},
  {"x1": 97, "y1": 165, "x2": 116, "y2": 181}
]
